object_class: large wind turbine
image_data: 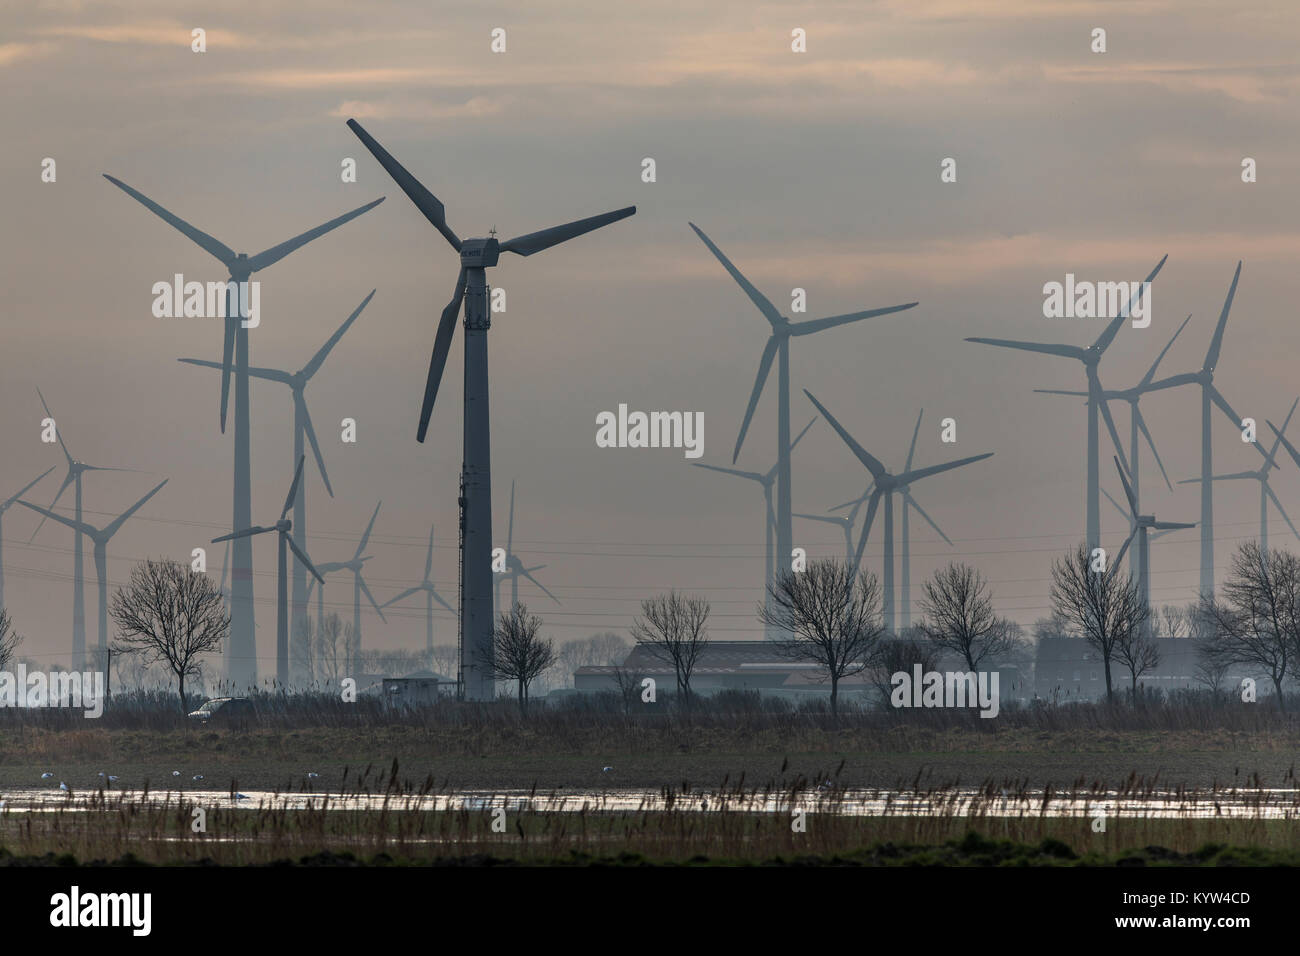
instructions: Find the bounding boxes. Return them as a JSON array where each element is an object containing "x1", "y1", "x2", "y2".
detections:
[
  {"x1": 346, "y1": 118, "x2": 635, "y2": 700},
  {"x1": 382, "y1": 523, "x2": 454, "y2": 667},
  {"x1": 213, "y1": 457, "x2": 322, "y2": 687},
  {"x1": 494, "y1": 481, "x2": 560, "y2": 617},
  {"x1": 310, "y1": 501, "x2": 386, "y2": 674},
  {"x1": 693, "y1": 417, "x2": 816, "y2": 638},
  {"x1": 30, "y1": 388, "x2": 134, "y2": 669},
  {"x1": 1110, "y1": 458, "x2": 1195, "y2": 637},
  {"x1": 1176, "y1": 398, "x2": 1299, "y2": 553},
  {"x1": 180, "y1": 289, "x2": 375, "y2": 649},
  {"x1": 803, "y1": 391, "x2": 992, "y2": 632},
  {"x1": 827, "y1": 410, "x2": 956, "y2": 630},
  {"x1": 1143, "y1": 263, "x2": 1267, "y2": 597},
  {"x1": 0, "y1": 467, "x2": 54, "y2": 610},
  {"x1": 20, "y1": 480, "x2": 168, "y2": 665},
  {"x1": 1035, "y1": 314, "x2": 1191, "y2": 587},
  {"x1": 965, "y1": 256, "x2": 1166, "y2": 553},
  {"x1": 689, "y1": 223, "x2": 916, "y2": 617},
  {"x1": 104, "y1": 173, "x2": 383, "y2": 687}
]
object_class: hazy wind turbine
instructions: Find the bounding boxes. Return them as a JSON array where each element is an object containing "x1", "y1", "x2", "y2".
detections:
[
  {"x1": 1035, "y1": 314, "x2": 1191, "y2": 586},
  {"x1": 382, "y1": 523, "x2": 454, "y2": 666},
  {"x1": 694, "y1": 417, "x2": 816, "y2": 637},
  {"x1": 965, "y1": 256, "x2": 1166, "y2": 552},
  {"x1": 104, "y1": 173, "x2": 383, "y2": 686},
  {"x1": 803, "y1": 391, "x2": 992, "y2": 632},
  {"x1": 827, "y1": 410, "x2": 956, "y2": 630},
  {"x1": 1110, "y1": 458, "x2": 1195, "y2": 637},
  {"x1": 346, "y1": 118, "x2": 634, "y2": 699},
  {"x1": 30, "y1": 388, "x2": 136, "y2": 669},
  {"x1": 689, "y1": 224, "x2": 916, "y2": 619},
  {"x1": 495, "y1": 481, "x2": 560, "y2": 618},
  {"x1": 20, "y1": 480, "x2": 168, "y2": 663},
  {"x1": 310, "y1": 501, "x2": 386, "y2": 672},
  {"x1": 795, "y1": 495, "x2": 865, "y2": 565},
  {"x1": 180, "y1": 289, "x2": 376, "y2": 648},
  {"x1": 0, "y1": 467, "x2": 54, "y2": 610},
  {"x1": 212, "y1": 456, "x2": 323, "y2": 687},
  {"x1": 1142, "y1": 263, "x2": 1268, "y2": 597}
]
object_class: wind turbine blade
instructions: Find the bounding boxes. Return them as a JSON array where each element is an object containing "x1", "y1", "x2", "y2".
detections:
[
  {"x1": 1139, "y1": 313, "x2": 1193, "y2": 388},
  {"x1": 520, "y1": 566, "x2": 561, "y2": 605},
  {"x1": 692, "y1": 463, "x2": 765, "y2": 482},
  {"x1": 281, "y1": 455, "x2": 306, "y2": 520},
  {"x1": 793, "y1": 512, "x2": 844, "y2": 526},
  {"x1": 507, "y1": 480, "x2": 516, "y2": 556},
  {"x1": 1263, "y1": 482, "x2": 1300, "y2": 541},
  {"x1": 1151, "y1": 521, "x2": 1196, "y2": 531},
  {"x1": 850, "y1": 489, "x2": 883, "y2": 575},
  {"x1": 219, "y1": 315, "x2": 236, "y2": 433},
  {"x1": 500, "y1": 206, "x2": 635, "y2": 257},
  {"x1": 523, "y1": 564, "x2": 547, "y2": 574},
  {"x1": 382, "y1": 585, "x2": 424, "y2": 608},
  {"x1": 301, "y1": 289, "x2": 376, "y2": 381},
  {"x1": 1114, "y1": 456, "x2": 1138, "y2": 517},
  {"x1": 830, "y1": 484, "x2": 873, "y2": 513},
  {"x1": 896, "y1": 452, "x2": 993, "y2": 486},
  {"x1": 904, "y1": 409, "x2": 923, "y2": 472},
  {"x1": 789, "y1": 302, "x2": 918, "y2": 336},
  {"x1": 1096, "y1": 390, "x2": 1130, "y2": 476},
  {"x1": 101, "y1": 174, "x2": 237, "y2": 265},
  {"x1": 732, "y1": 335, "x2": 778, "y2": 463},
  {"x1": 430, "y1": 587, "x2": 455, "y2": 614},
  {"x1": 688, "y1": 223, "x2": 784, "y2": 326},
  {"x1": 1033, "y1": 388, "x2": 1088, "y2": 397},
  {"x1": 298, "y1": 397, "x2": 333, "y2": 498},
  {"x1": 905, "y1": 494, "x2": 952, "y2": 547},
  {"x1": 35, "y1": 388, "x2": 73, "y2": 466},
  {"x1": 15, "y1": 499, "x2": 93, "y2": 537},
  {"x1": 287, "y1": 534, "x2": 324, "y2": 584},
  {"x1": 964, "y1": 338, "x2": 1085, "y2": 361},
  {"x1": 247, "y1": 200, "x2": 385, "y2": 272},
  {"x1": 1109, "y1": 528, "x2": 1139, "y2": 575},
  {"x1": 1209, "y1": 386, "x2": 1266, "y2": 461},
  {"x1": 1263, "y1": 396, "x2": 1300, "y2": 471},
  {"x1": 212, "y1": 526, "x2": 274, "y2": 543},
  {"x1": 802, "y1": 390, "x2": 888, "y2": 480},
  {"x1": 3, "y1": 466, "x2": 56, "y2": 510},
  {"x1": 1142, "y1": 372, "x2": 1200, "y2": 393},
  {"x1": 1102, "y1": 487, "x2": 1129, "y2": 521},
  {"x1": 789, "y1": 416, "x2": 818, "y2": 454},
  {"x1": 1090, "y1": 254, "x2": 1168, "y2": 354},
  {"x1": 1204, "y1": 261, "x2": 1243, "y2": 370},
  {"x1": 417, "y1": 268, "x2": 467, "y2": 443},
  {"x1": 358, "y1": 574, "x2": 387, "y2": 622},
  {"x1": 29, "y1": 472, "x2": 75, "y2": 542},
  {"x1": 345, "y1": 119, "x2": 460, "y2": 250},
  {"x1": 1267, "y1": 420, "x2": 1300, "y2": 470},
  {"x1": 104, "y1": 479, "x2": 168, "y2": 538},
  {"x1": 220, "y1": 541, "x2": 230, "y2": 592},
  {"x1": 424, "y1": 524, "x2": 436, "y2": 582},
  {"x1": 1133, "y1": 407, "x2": 1172, "y2": 492},
  {"x1": 1202, "y1": 472, "x2": 1258, "y2": 482},
  {"x1": 178, "y1": 358, "x2": 294, "y2": 384},
  {"x1": 355, "y1": 501, "x2": 382, "y2": 559}
]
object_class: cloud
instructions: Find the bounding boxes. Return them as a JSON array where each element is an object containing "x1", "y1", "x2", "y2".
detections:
[
  {"x1": 0, "y1": 41, "x2": 56, "y2": 67},
  {"x1": 329, "y1": 96, "x2": 508, "y2": 121}
]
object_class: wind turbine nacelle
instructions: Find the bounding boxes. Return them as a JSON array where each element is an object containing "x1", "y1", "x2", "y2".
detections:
[{"x1": 460, "y1": 238, "x2": 500, "y2": 268}]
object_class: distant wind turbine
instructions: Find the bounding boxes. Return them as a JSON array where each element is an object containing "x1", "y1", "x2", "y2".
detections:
[
  {"x1": 212, "y1": 456, "x2": 322, "y2": 687},
  {"x1": 803, "y1": 391, "x2": 992, "y2": 632},
  {"x1": 1109, "y1": 458, "x2": 1195, "y2": 637},
  {"x1": 495, "y1": 481, "x2": 560, "y2": 616},
  {"x1": 310, "y1": 501, "x2": 386, "y2": 672},
  {"x1": 0, "y1": 467, "x2": 54, "y2": 610},
  {"x1": 104, "y1": 172, "x2": 384, "y2": 685},
  {"x1": 20, "y1": 479, "x2": 169, "y2": 663},
  {"x1": 382, "y1": 523, "x2": 455, "y2": 667}
]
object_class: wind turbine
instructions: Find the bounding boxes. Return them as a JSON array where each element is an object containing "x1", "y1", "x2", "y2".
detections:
[
  {"x1": 30, "y1": 388, "x2": 135, "y2": 669},
  {"x1": 346, "y1": 117, "x2": 635, "y2": 700},
  {"x1": 382, "y1": 523, "x2": 454, "y2": 667},
  {"x1": 104, "y1": 173, "x2": 383, "y2": 686},
  {"x1": 1109, "y1": 458, "x2": 1195, "y2": 637},
  {"x1": 689, "y1": 223, "x2": 916, "y2": 623},
  {"x1": 965, "y1": 255, "x2": 1166, "y2": 553},
  {"x1": 310, "y1": 500, "x2": 386, "y2": 674},
  {"x1": 693, "y1": 417, "x2": 816, "y2": 638},
  {"x1": 795, "y1": 497, "x2": 864, "y2": 565},
  {"x1": 803, "y1": 391, "x2": 993, "y2": 633},
  {"x1": 0, "y1": 467, "x2": 54, "y2": 610},
  {"x1": 180, "y1": 289, "x2": 376, "y2": 648},
  {"x1": 212, "y1": 456, "x2": 322, "y2": 688},
  {"x1": 1034, "y1": 314, "x2": 1192, "y2": 586},
  {"x1": 495, "y1": 481, "x2": 560, "y2": 618},
  {"x1": 20, "y1": 480, "x2": 168, "y2": 664},
  {"x1": 1142, "y1": 263, "x2": 1267, "y2": 597},
  {"x1": 826, "y1": 410, "x2": 956, "y2": 630}
]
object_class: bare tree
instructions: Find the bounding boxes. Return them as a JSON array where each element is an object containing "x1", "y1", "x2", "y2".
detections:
[
  {"x1": 1193, "y1": 635, "x2": 1233, "y2": 695},
  {"x1": 1199, "y1": 542, "x2": 1300, "y2": 711},
  {"x1": 916, "y1": 562, "x2": 1018, "y2": 672},
  {"x1": 631, "y1": 590, "x2": 710, "y2": 703},
  {"x1": 1114, "y1": 628, "x2": 1160, "y2": 702},
  {"x1": 315, "y1": 612, "x2": 344, "y2": 683},
  {"x1": 488, "y1": 602, "x2": 556, "y2": 714},
  {"x1": 759, "y1": 559, "x2": 886, "y2": 716},
  {"x1": 870, "y1": 629, "x2": 943, "y2": 706},
  {"x1": 109, "y1": 558, "x2": 229, "y2": 712},
  {"x1": 429, "y1": 642, "x2": 459, "y2": 681},
  {"x1": 610, "y1": 664, "x2": 646, "y2": 715},
  {"x1": 0, "y1": 609, "x2": 22, "y2": 670},
  {"x1": 291, "y1": 615, "x2": 316, "y2": 686},
  {"x1": 1050, "y1": 544, "x2": 1150, "y2": 703}
]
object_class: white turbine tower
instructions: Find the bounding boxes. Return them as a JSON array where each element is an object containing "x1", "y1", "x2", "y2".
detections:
[{"x1": 1110, "y1": 458, "x2": 1195, "y2": 637}]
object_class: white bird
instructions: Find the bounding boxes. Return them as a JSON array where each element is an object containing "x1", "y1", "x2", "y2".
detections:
[
  {"x1": 602, "y1": 766, "x2": 613, "y2": 773},
  {"x1": 235, "y1": 793, "x2": 249, "y2": 800},
  {"x1": 193, "y1": 774, "x2": 204, "y2": 781},
  {"x1": 108, "y1": 776, "x2": 118, "y2": 783},
  {"x1": 59, "y1": 782, "x2": 68, "y2": 791},
  {"x1": 172, "y1": 771, "x2": 181, "y2": 777},
  {"x1": 306, "y1": 772, "x2": 319, "y2": 779},
  {"x1": 41, "y1": 772, "x2": 53, "y2": 780}
]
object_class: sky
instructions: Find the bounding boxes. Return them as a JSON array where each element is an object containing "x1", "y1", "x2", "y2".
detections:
[{"x1": 3, "y1": 0, "x2": 1300, "y2": 676}]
